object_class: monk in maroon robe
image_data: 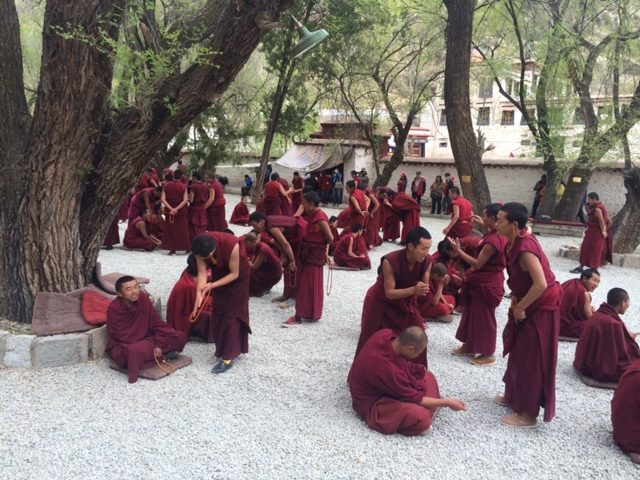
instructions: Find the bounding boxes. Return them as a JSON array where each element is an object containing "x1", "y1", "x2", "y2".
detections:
[
  {"x1": 103, "y1": 216, "x2": 120, "y2": 249},
  {"x1": 328, "y1": 216, "x2": 340, "y2": 256},
  {"x1": 380, "y1": 190, "x2": 401, "y2": 242},
  {"x1": 356, "y1": 227, "x2": 433, "y2": 367},
  {"x1": 123, "y1": 209, "x2": 161, "y2": 251},
  {"x1": 333, "y1": 224, "x2": 370, "y2": 270},
  {"x1": 117, "y1": 194, "x2": 130, "y2": 222},
  {"x1": 363, "y1": 188, "x2": 382, "y2": 248},
  {"x1": 291, "y1": 172, "x2": 304, "y2": 213},
  {"x1": 249, "y1": 212, "x2": 302, "y2": 304},
  {"x1": 166, "y1": 255, "x2": 214, "y2": 342},
  {"x1": 230, "y1": 197, "x2": 250, "y2": 225},
  {"x1": 339, "y1": 180, "x2": 368, "y2": 233},
  {"x1": 242, "y1": 231, "x2": 283, "y2": 297},
  {"x1": 278, "y1": 176, "x2": 293, "y2": 216},
  {"x1": 348, "y1": 327, "x2": 467, "y2": 436},
  {"x1": 264, "y1": 173, "x2": 290, "y2": 215},
  {"x1": 449, "y1": 204, "x2": 507, "y2": 365},
  {"x1": 284, "y1": 192, "x2": 333, "y2": 325},
  {"x1": 611, "y1": 359, "x2": 640, "y2": 463},
  {"x1": 128, "y1": 186, "x2": 162, "y2": 222},
  {"x1": 188, "y1": 171, "x2": 210, "y2": 242},
  {"x1": 418, "y1": 263, "x2": 456, "y2": 321},
  {"x1": 495, "y1": 202, "x2": 561, "y2": 427},
  {"x1": 443, "y1": 187, "x2": 474, "y2": 239},
  {"x1": 572, "y1": 192, "x2": 614, "y2": 272},
  {"x1": 207, "y1": 177, "x2": 228, "y2": 231},
  {"x1": 106, "y1": 276, "x2": 187, "y2": 383},
  {"x1": 559, "y1": 269, "x2": 600, "y2": 339},
  {"x1": 192, "y1": 231, "x2": 251, "y2": 374},
  {"x1": 161, "y1": 169, "x2": 190, "y2": 254},
  {"x1": 574, "y1": 288, "x2": 640, "y2": 383},
  {"x1": 385, "y1": 191, "x2": 420, "y2": 244}
]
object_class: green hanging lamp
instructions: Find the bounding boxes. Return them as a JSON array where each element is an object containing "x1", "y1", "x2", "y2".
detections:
[{"x1": 290, "y1": 15, "x2": 329, "y2": 58}]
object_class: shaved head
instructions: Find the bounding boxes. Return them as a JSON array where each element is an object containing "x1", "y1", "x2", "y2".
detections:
[{"x1": 398, "y1": 326, "x2": 428, "y2": 350}]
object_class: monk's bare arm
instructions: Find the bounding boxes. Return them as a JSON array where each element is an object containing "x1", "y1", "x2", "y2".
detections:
[
  {"x1": 443, "y1": 205, "x2": 459, "y2": 233},
  {"x1": 383, "y1": 259, "x2": 427, "y2": 300},
  {"x1": 176, "y1": 190, "x2": 189, "y2": 210},
  {"x1": 369, "y1": 194, "x2": 380, "y2": 215},
  {"x1": 251, "y1": 253, "x2": 265, "y2": 270},
  {"x1": 420, "y1": 396, "x2": 467, "y2": 411},
  {"x1": 458, "y1": 243, "x2": 497, "y2": 271},
  {"x1": 347, "y1": 237, "x2": 356, "y2": 258},
  {"x1": 583, "y1": 292, "x2": 594, "y2": 319},
  {"x1": 209, "y1": 244, "x2": 240, "y2": 289},
  {"x1": 318, "y1": 220, "x2": 333, "y2": 244},
  {"x1": 270, "y1": 228, "x2": 296, "y2": 269},
  {"x1": 161, "y1": 190, "x2": 171, "y2": 211},
  {"x1": 351, "y1": 195, "x2": 364, "y2": 216},
  {"x1": 193, "y1": 256, "x2": 209, "y2": 314},
  {"x1": 204, "y1": 187, "x2": 215, "y2": 209},
  {"x1": 513, "y1": 252, "x2": 547, "y2": 320},
  {"x1": 136, "y1": 221, "x2": 153, "y2": 241}
]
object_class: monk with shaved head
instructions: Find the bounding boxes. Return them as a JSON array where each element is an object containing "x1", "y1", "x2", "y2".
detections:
[{"x1": 348, "y1": 326, "x2": 467, "y2": 436}]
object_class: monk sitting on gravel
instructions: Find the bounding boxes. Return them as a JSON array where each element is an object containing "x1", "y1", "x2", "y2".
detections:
[
  {"x1": 574, "y1": 288, "x2": 640, "y2": 384},
  {"x1": 106, "y1": 276, "x2": 187, "y2": 383},
  {"x1": 332, "y1": 223, "x2": 371, "y2": 270},
  {"x1": 559, "y1": 268, "x2": 600, "y2": 340},
  {"x1": 348, "y1": 326, "x2": 467, "y2": 436},
  {"x1": 419, "y1": 263, "x2": 455, "y2": 323},
  {"x1": 244, "y1": 230, "x2": 283, "y2": 297},
  {"x1": 611, "y1": 359, "x2": 640, "y2": 464}
]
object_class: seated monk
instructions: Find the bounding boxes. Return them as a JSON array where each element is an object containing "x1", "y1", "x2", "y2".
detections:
[
  {"x1": 574, "y1": 288, "x2": 640, "y2": 384},
  {"x1": 106, "y1": 276, "x2": 187, "y2": 383},
  {"x1": 348, "y1": 327, "x2": 467, "y2": 436},
  {"x1": 123, "y1": 208, "x2": 161, "y2": 251},
  {"x1": 166, "y1": 255, "x2": 214, "y2": 342},
  {"x1": 244, "y1": 230, "x2": 283, "y2": 297},
  {"x1": 230, "y1": 196, "x2": 251, "y2": 226},
  {"x1": 328, "y1": 216, "x2": 339, "y2": 256},
  {"x1": 332, "y1": 223, "x2": 371, "y2": 270},
  {"x1": 559, "y1": 269, "x2": 600, "y2": 340},
  {"x1": 611, "y1": 359, "x2": 640, "y2": 464},
  {"x1": 418, "y1": 263, "x2": 455, "y2": 323}
]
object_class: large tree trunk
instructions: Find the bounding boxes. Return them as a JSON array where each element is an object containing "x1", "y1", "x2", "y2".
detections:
[
  {"x1": 0, "y1": 0, "x2": 293, "y2": 322},
  {"x1": 443, "y1": 0, "x2": 491, "y2": 214},
  {"x1": 376, "y1": 129, "x2": 409, "y2": 188},
  {"x1": 613, "y1": 166, "x2": 640, "y2": 253}
]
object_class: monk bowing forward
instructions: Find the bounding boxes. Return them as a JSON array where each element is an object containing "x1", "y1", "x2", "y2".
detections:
[
  {"x1": 495, "y1": 202, "x2": 562, "y2": 428},
  {"x1": 348, "y1": 327, "x2": 467, "y2": 436},
  {"x1": 611, "y1": 359, "x2": 640, "y2": 464},
  {"x1": 192, "y1": 232, "x2": 251, "y2": 374}
]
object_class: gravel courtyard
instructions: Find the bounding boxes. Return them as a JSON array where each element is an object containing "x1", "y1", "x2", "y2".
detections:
[{"x1": 1, "y1": 194, "x2": 638, "y2": 479}]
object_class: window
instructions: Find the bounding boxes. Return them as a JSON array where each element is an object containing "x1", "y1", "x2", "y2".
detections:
[
  {"x1": 507, "y1": 78, "x2": 520, "y2": 97},
  {"x1": 501, "y1": 110, "x2": 515, "y2": 125},
  {"x1": 412, "y1": 117, "x2": 421, "y2": 127},
  {"x1": 573, "y1": 107, "x2": 585, "y2": 125},
  {"x1": 479, "y1": 79, "x2": 493, "y2": 98},
  {"x1": 477, "y1": 107, "x2": 490, "y2": 126},
  {"x1": 439, "y1": 110, "x2": 447, "y2": 126},
  {"x1": 439, "y1": 141, "x2": 448, "y2": 148},
  {"x1": 520, "y1": 108, "x2": 535, "y2": 125}
]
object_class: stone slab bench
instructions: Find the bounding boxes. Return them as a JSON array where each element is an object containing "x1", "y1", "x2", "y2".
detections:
[
  {"x1": 558, "y1": 246, "x2": 640, "y2": 269},
  {"x1": 532, "y1": 220, "x2": 585, "y2": 238}
]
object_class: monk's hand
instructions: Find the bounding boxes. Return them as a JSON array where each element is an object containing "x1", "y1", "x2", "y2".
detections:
[
  {"x1": 442, "y1": 228, "x2": 449, "y2": 236},
  {"x1": 446, "y1": 399, "x2": 467, "y2": 411},
  {"x1": 288, "y1": 262, "x2": 297, "y2": 273},
  {"x1": 413, "y1": 282, "x2": 429, "y2": 296},
  {"x1": 201, "y1": 283, "x2": 214, "y2": 295},
  {"x1": 513, "y1": 305, "x2": 526, "y2": 322},
  {"x1": 446, "y1": 236, "x2": 460, "y2": 252},
  {"x1": 153, "y1": 347, "x2": 162, "y2": 358},
  {"x1": 602, "y1": 230, "x2": 607, "y2": 238}
]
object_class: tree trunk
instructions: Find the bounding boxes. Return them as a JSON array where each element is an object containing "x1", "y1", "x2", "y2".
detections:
[
  {"x1": 376, "y1": 130, "x2": 408, "y2": 188},
  {"x1": 613, "y1": 166, "x2": 640, "y2": 253},
  {"x1": 443, "y1": 0, "x2": 491, "y2": 214},
  {"x1": 0, "y1": 0, "x2": 293, "y2": 322}
]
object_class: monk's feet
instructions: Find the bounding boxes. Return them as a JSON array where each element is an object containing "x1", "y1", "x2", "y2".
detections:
[
  {"x1": 104, "y1": 245, "x2": 113, "y2": 250},
  {"x1": 168, "y1": 250, "x2": 176, "y2": 255},
  {"x1": 165, "y1": 350, "x2": 179, "y2": 361},
  {"x1": 630, "y1": 452, "x2": 640, "y2": 464},
  {"x1": 471, "y1": 355, "x2": 496, "y2": 366},
  {"x1": 272, "y1": 295, "x2": 288, "y2": 303},
  {"x1": 278, "y1": 299, "x2": 293, "y2": 309},
  {"x1": 212, "y1": 358, "x2": 233, "y2": 374},
  {"x1": 494, "y1": 394, "x2": 508, "y2": 406},
  {"x1": 569, "y1": 266, "x2": 584, "y2": 274},
  {"x1": 282, "y1": 316, "x2": 302, "y2": 327},
  {"x1": 452, "y1": 345, "x2": 474, "y2": 357},
  {"x1": 500, "y1": 413, "x2": 537, "y2": 428}
]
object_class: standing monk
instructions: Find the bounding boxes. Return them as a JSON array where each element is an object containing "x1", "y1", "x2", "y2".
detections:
[
  {"x1": 264, "y1": 173, "x2": 290, "y2": 216},
  {"x1": 161, "y1": 169, "x2": 190, "y2": 255},
  {"x1": 128, "y1": 186, "x2": 162, "y2": 222},
  {"x1": 278, "y1": 175, "x2": 293, "y2": 216},
  {"x1": 291, "y1": 172, "x2": 304, "y2": 212},
  {"x1": 355, "y1": 227, "x2": 432, "y2": 366},
  {"x1": 559, "y1": 269, "x2": 600, "y2": 340},
  {"x1": 106, "y1": 276, "x2": 187, "y2": 383},
  {"x1": 207, "y1": 175, "x2": 228, "y2": 232},
  {"x1": 380, "y1": 190, "x2": 401, "y2": 242},
  {"x1": 449, "y1": 203, "x2": 507, "y2": 365},
  {"x1": 340, "y1": 180, "x2": 368, "y2": 235},
  {"x1": 611, "y1": 359, "x2": 640, "y2": 464},
  {"x1": 443, "y1": 187, "x2": 474, "y2": 239},
  {"x1": 385, "y1": 190, "x2": 420, "y2": 244},
  {"x1": 243, "y1": 231, "x2": 283, "y2": 297},
  {"x1": 192, "y1": 231, "x2": 251, "y2": 374},
  {"x1": 363, "y1": 187, "x2": 382, "y2": 248},
  {"x1": 495, "y1": 202, "x2": 562, "y2": 428},
  {"x1": 571, "y1": 192, "x2": 613, "y2": 273},
  {"x1": 284, "y1": 192, "x2": 333, "y2": 325},
  {"x1": 188, "y1": 171, "x2": 210, "y2": 242}
]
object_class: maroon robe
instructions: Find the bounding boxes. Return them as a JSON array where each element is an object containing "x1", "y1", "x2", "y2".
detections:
[
  {"x1": 328, "y1": 225, "x2": 340, "y2": 256},
  {"x1": 391, "y1": 193, "x2": 420, "y2": 243},
  {"x1": 230, "y1": 201, "x2": 250, "y2": 225},
  {"x1": 128, "y1": 187, "x2": 155, "y2": 222},
  {"x1": 341, "y1": 189, "x2": 367, "y2": 233},
  {"x1": 333, "y1": 233, "x2": 370, "y2": 269},
  {"x1": 573, "y1": 303, "x2": 640, "y2": 383},
  {"x1": 580, "y1": 202, "x2": 613, "y2": 268},
  {"x1": 397, "y1": 177, "x2": 407, "y2": 193},
  {"x1": 264, "y1": 215, "x2": 305, "y2": 299},
  {"x1": 382, "y1": 200, "x2": 400, "y2": 242},
  {"x1": 448, "y1": 197, "x2": 473, "y2": 239},
  {"x1": 207, "y1": 179, "x2": 228, "y2": 231},
  {"x1": 117, "y1": 196, "x2": 130, "y2": 222},
  {"x1": 205, "y1": 232, "x2": 251, "y2": 360},
  {"x1": 291, "y1": 176, "x2": 304, "y2": 212},
  {"x1": 104, "y1": 216, "x2": 120, "y2": 247},
  {"x1": 417, "y1": 279, "x2": 456, "y2": 318},
  {"x1": 123, "y1": 217, "x2": 156, "y2": 251},
  {"x1": 278, "y1": 178, "x2": 293, "y2": 216},
  {"x1": 264, "y1": 180, "x2": 283, "y2": 215},
  {"x1": 455, "y1": 230, "x2": 507, "y2": 356},
  {"x1": 106, "y1": 293, "x2": 187, "y2": 383},
  {"x1": 295, "y1": 208, "x2": 329, "y2": 320},
  {"x1": 166, "y1": 270, "x2": 214, "y2": 342},
  {"x1": 188, "y1": 181, "x2": 209, "y2": 242},
  {"x1": 161, "y1": 180, "x2": 190, "y2": 251},
  {"x1": 503, "y1": 232, "x2": 561, "y2": 422},
  {"x1": 559, "y1": 278, "x2": 590, "y2": 339},
  {"x1": 357, "y1": 249, "x2": 431, "y2": 367},
  {"x1": 611, "y1": 359, "x2": 640, "y2": 454},
  {"x1": 246, "y1": 241, "x2": 283, "y2": 297},
  {"x1": 348, "y1": 329, "x2": 440, "y2": 436},
  {"x1": 364, "y1": 191, "x2": 382, "y2": 248}
]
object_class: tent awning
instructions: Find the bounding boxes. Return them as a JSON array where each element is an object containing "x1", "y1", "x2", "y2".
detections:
[{"x1": 276, "y1": 143, "x2": 355, "y2": 172}]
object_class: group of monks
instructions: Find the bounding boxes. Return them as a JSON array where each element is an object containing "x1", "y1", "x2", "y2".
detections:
[{"x1": 102, "y1": 168, "x2": 638, "y2": 464}]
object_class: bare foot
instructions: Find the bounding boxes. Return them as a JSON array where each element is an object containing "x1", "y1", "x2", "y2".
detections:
[
  {"x1": 471, "y1": 355, "x2": 496, "y2": 366},
  {"x1": 278, "y1": 300, "x2": 292, "y2": 309},
  {"x1": 494, "y1": 394, "x2": 508, "y2": 406},
  {"x1": 452, "y1": 345, "x2": 474, "y2": 357},
  {"x1": 500, "y1": 413, "x2": 537, "y2": 428},
  {"x1": 272, "y1": 295, "x2": 288, "y2": 303}
]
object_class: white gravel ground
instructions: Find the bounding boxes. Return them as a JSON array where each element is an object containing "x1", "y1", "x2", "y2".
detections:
[{"x1": 1, "y1": 194, "x2": 639, "y2": 479}]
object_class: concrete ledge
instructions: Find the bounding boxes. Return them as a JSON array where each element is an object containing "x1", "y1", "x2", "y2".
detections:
[
  {"x1": 533, "y1": 223, "x2": 584, "y2": 238},
  {"x1": 558, "y1": 246, "x2": 639, "y2": 269},
  {"x1": 32, "y1": 333, "x2": 89, "y2": 369},
  {"x1": 4, "y1": 335, "x2": 36, "y2": 368}
]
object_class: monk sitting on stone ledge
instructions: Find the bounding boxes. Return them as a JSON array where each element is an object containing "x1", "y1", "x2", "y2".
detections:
[{"x1": 106, "y1": 275, "x2": 187, "y2": 383}]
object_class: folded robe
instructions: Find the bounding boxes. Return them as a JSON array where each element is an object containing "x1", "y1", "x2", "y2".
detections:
[{"x1": 611, "y1": 359, "x2": 640, "y2": 454}]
